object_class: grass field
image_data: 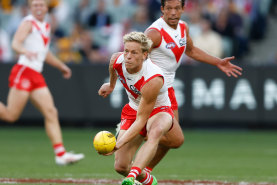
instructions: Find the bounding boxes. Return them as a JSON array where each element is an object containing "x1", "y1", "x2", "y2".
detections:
[{"x1": 0, "y1": 126, "x2": 276, "y2": 185}]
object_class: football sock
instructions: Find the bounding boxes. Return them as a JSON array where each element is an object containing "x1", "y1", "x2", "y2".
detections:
[
  {"x1": 144, "y1": 167, "x2": 153, "y2": 173},
  {"x1": 127, "y1": 167, "x2": 142, "y2": 179},
  {"x1": 53, "y1": 143, "x2": 66, "y2": 156},
  {"x1": 140, "y1": 171, "x2": 154, "y2": 185}
]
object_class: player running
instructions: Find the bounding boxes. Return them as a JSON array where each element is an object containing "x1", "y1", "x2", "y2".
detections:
[
  {"x1": 0, "y1": 0, "x2": 84, "y2": 165},
  {"x1": 144, "y1": 0, "x2": 243, "y2": 172},
  {"x1": 99, "y1": 32, "x2": 174, "y2": 185}
]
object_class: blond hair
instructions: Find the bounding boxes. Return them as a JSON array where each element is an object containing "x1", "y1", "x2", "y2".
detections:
[
  {"x1": 123, "y1": 32, "x2": 153, "y2": 53},
  {"x1": 28, "y1": 0, "x2": 49, "y2": 6}
]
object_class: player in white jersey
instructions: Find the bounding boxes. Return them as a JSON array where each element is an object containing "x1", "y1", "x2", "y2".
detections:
[
  {"x1": 144, "y1": 0, "x2": 243, "y2": 173},
  {"x1": 0, "y1": 0, "x2": 84, "y2": 165},
  {"x1": 99, "y1": 32, "x2": 174, "y2": 185}
]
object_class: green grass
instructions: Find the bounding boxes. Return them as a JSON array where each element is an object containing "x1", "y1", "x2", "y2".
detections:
[{"x1": 0, "y1": 127, "x2": 276, "y2": 184}]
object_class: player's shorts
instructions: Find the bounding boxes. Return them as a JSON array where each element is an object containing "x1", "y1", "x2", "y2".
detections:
[
  {"x1": 120, "y1": 104, "x2": 174, "y2": 137},
  {"x1": 168, "y1": 87, "x2": 178, "y2": 111},
  {"x1": 9, "y1": 64, "x2": 47, "y2": 92}
]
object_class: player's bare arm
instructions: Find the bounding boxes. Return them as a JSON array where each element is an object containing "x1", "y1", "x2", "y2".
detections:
[
  {"x1": 115, "y1": 76, "x2": 164, "y2": 149},
  {"x1": 98, "y1": 52, "x2": 122, "y2": 98},
  {"x1": 12, "y1": 21, "x2": 37, "y2": 60},
  {"x1": 184, "y1": 23, "x2": 242, "y2": 78},
  {"x1": 45, "y1": 51, "x2": 72, "y2": 79},
  {"x1": 144, "y1": 29, "x2": 161, "y2": 51}
]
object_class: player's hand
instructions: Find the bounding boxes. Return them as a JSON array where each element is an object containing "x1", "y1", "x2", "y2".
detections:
[
  {"x1": 100, "y1": 146, "x2": 118, "y2": 156},
  {"x1": 217, "y1": 56, "x2": 243, "y2": 78},
  {"x1": 98, "y1": 83, "x2": 114, "y2": 98},
  {"x1": 25, "y1": 51, "x2": 37, "y2": 61},
  {"x1": 61, "y1": 64, "x2": 72, "y2": 79}
]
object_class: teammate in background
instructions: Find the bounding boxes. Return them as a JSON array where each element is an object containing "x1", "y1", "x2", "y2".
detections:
[
  {"x1": 144, "y1": 0, "x2": 243, "y2": 173},
  {"x1": 0, "y1": 0, "x2": 84, "y2": 165},
  {"x1": 99, "y1": 32, "x2": 174, "y2": 185}
]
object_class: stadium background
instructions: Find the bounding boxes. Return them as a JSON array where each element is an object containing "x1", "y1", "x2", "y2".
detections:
[
  {"x1": 1, "y1": 0, "x2": 277, "y2": 128},
  {"x1": 0, "y1": 1, "x2": 277, "y2": 185}
]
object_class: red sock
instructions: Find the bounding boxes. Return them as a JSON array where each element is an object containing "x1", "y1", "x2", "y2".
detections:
[
  {"x1": 53, "y1": 143, "x2": 66, "y2": 156},
  {"x1": 144, "y1": 167, "x2": 153, "y2": 173},
  {"x1": 127, "y1": 167, "x2": 142, "y2": 179},
  {"x1": 139, "y1": 171, "x2": 154, "y2": 185}
]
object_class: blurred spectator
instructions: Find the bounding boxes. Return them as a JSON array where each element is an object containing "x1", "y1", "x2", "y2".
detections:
[
  {"x1": 48, "y1": 13, "x2": 66, "y2": 42},
  {"x1": 194, "y1": 18, "x2": 223, "y2": 58},
  {"x1": 88, "y1": 0, "x2": 111, "y2": 29},
  {"x1": 147, "y1": 0, "x2": 161, "y2": 22},
  {"x1": 48, "y1": 0, "x2": 60, "y2": 12},
  {"x1": 107, "y1": 0, "x2": 136, "y2": 23},
  {"x1": 0, "y1": 24, "x2": 13, "y2": 63},
  {"x1": 187, "y1": 9, "x2": 202, "y2": 39},
  {"x1": 74, "y1": 0, "x2": 92, "y2": 28},
  {"x1": 56, "y1": 37, "x2": 82, "y2": 64},
  {"x1": 5, "y1": 3, "x2": 29, "y2": 36},
  {"x1": 107, "y1": 19, "x2": 132, "y2": 54},
  {"x1": 51, "y1": 0, "x2": 72, "y2": 36},
  {"x1": 131, "y1": 6, "x2": 151, "y2": 32},
  {"x1": 212, "y1": 3, "x2": 248, "y2": 58},
  {"x1": 0, "y1": 0, "x2": 274, "y2": 65},
  {"x1": 0, "y1": 0, "x2": 14, "y2": 13},
  {"x1": 249, "y1": 0, "x2": 270, "y2": 40},
  {"x1": 71, "y1": 26, "x2": 109, "y2": 64}
]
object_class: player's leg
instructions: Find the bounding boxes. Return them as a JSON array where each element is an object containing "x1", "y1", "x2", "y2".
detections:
[
  {"x1": 0, "y1": 87, "x2": 29, "y2": 122},
  {"x1": 134, "y1": 112, "x2": 172, "y2": 169},
  {"x1": 145, "y1": 111, "x2": 184, "y2": 172},
  {"x1": 30, "y1": 87, "x2": 62, "y2": 144},
  {"x1": 30, "y1": 87, "x2": 84, "y2": 165},
  {"x1": 122, "y1": 112, "x2": 172, "y2": 185},
  {"x1": 160, "y1": 88, "x2": 184, "y2": 148},
  {"x1": 115, "y1": 129, "x2": 144, "y2": 176},
  {"x1": 145, "y1": 87, "x2": 185, "y2": 172}
]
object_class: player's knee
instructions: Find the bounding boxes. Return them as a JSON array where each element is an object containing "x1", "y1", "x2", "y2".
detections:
[
  {"x1": 45, "y1": 106, "x2": 58, "y2": 120},
  {"x1": 148, "y1": 127, "x2": 164, "y2": 141},
  {"x1": 5, "y1": 114, "x2": 20, "y2": 123},
  {"x1": 160, "y1": 132, "x2": 185, "y2": 148},
  {"x1": 114, "y1": 162, "x2": 129, "y2": 176},
  {"x1": 171, "y1": 134, "x2": 185, "y2": 148}
]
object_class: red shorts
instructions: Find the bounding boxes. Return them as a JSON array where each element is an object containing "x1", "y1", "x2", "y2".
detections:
[
  {"x1": 168, "y1": 87, "x2": 178, "y2": 110},
  {"x1": 9, "y1": 64, "x2": 47, "y2": 92},
  {"x1": 120, "y1": 104, "x2": 174, "y2": 137}
]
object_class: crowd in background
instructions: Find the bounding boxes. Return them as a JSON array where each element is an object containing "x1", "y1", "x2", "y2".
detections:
[{"x1": 0, "y1": 0, "x2": 276, "y2": 65}]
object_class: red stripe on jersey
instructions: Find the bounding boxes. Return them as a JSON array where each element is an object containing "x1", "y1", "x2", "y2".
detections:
[
  {"x1": 45, "y1": 23, "x2": 50, "y2": 30},
  {"x1": 142, "y1": 74, "x2": 163, "y2": 87},
  {"x1": 114, "y1": 62, "x2": 140, "y2": 99},
  {"x1": 31, "y1": 21, "x2": 50, "y2": 46},
  {"x1": 113, "y1": 53, "x2": 123, "y2": 69},
  {"x1": 147, "y1": 27, "x2": 162, "y2": 48},
  {"x1": 180, "y1": 23, "x2": 186, "y2": 38},
  {"x1": 134, "y1": 76, "x2": 145, "y2": 92},
  {"x1": 160, "y1": 23, "x2": 186, "y2": 63}
]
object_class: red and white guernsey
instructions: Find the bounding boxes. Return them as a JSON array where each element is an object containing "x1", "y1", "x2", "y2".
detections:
[
  {"x1": 147, "y1": 17, "x2": 187, "y2": 88},
  {"x1": 18, "y1": 15, "x2": 51, "y2": 73},
  {"x1": 113, "y1": 54, "x2": 171, "y2": 110}
]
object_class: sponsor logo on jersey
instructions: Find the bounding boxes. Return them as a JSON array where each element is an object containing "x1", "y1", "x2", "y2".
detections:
[
  {"x1": 130, "y1": 85, "x2": 141, "y2": 95},
  {"x1": 118, "y1": 75, "x2": 126, "y2": 84},
  {"x1": 166, "y1": 42, "x2": 176, "y2": 49},
  {"x1": 179, "y1": 37, "x2": 186, "y2": 47},
  {"x1": 160, "y1": 106, "x2": 168, "y2": 110}
]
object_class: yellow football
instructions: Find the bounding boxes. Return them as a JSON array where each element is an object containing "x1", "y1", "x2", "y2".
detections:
[{"x1": 93, "y1": 131, "x2": 116, "y2": 154}]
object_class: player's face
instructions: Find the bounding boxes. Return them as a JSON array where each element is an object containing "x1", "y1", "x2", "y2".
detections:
[
  {"x1": 124, "y1": 41, "x2": 147, "y2": 74},
  {"x1": 30, "y1": 0, "x2": 48, "y2": 21},
  {"x1": 161, "y1": 0, "x2": 184, "y2": 29}
]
